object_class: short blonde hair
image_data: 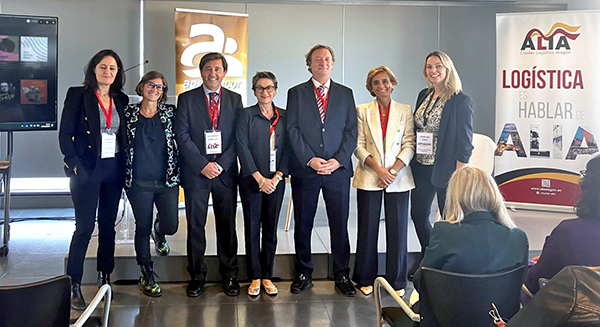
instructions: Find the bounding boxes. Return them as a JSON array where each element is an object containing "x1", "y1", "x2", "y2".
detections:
[
  {"x1": 423, "y1": 51, "x2": 462, "y2": 101},
  {"x1": 444, "y1": 167, "x2": 517, "y2": 229},
  {"x1": 365, "y1": 66, "x2": 398, "y2": 97}
]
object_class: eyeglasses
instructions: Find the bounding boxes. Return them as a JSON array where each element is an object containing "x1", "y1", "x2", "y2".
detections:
[
  {"x1": 147, "y1": 82, "x2": 166, "y2": 90},
  {"x1": 255, "y1": 85, "x2": 276, "y2": 93}
]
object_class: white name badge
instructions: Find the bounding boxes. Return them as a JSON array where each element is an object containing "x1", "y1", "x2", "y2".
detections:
[
  {"x1": 205, "y1": 129, "x2": 222, "y2": 155},
  {"x1": 101, "y1": 133, "x2": 116, "y2": 158},
  {"x1": 416, "y1": 132, "x2": 434, "y2": 155},
  {"x1": 270, "y1": 149, "x2": 277, "y2": 172}
]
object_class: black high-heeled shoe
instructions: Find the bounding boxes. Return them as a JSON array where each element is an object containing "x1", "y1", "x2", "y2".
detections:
[
  {"x1": 97, "y1": 271, "x2": 110, "y2": 288},
  {"x1": 71, "y1": 282, "x2": 86, "y2": 310}
]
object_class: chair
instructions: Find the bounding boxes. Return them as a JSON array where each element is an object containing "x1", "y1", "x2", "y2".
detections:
[
  {"x1": 375, "y1": 265, "x2": 525, "y2": 327},
  {"x1": 470, "y1": 133, "x2": 497, "y2": 175},
  {"x1": 0, "y1": 275, "x2": 111, "y2": 327}
]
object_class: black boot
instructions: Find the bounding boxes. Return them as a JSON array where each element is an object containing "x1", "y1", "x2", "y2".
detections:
[
  {"x1": 139, "y1": 263, "x2": 162, "y2": 297},
  {"x1": 71, "y1": 282, "x2": 86, "y2": 310},
  {"x1": 97, "y1": 271, "x2": 110, "y2": 288},
  {"x1": 151, "y1": 218, "x2": 170, "y2": 256}
]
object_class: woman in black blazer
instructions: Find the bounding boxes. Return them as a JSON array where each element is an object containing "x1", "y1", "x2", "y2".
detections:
[
  {"x1": 410, "y1": 51, "x2": 474, "y2": 257},
  {"x1": 58, "y1": 49, "x2": 128, "y2": 310},
  {"x1": 237, "y1": 71, "x2": 288, "y2": 296},
  {"x1": 124, "y1": 71, "x2": 180, "y2": 297}
]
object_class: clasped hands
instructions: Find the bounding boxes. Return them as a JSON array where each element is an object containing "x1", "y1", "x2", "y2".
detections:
[
  {"x1": 376, "y1": 166, "x2": 396, "y2": 188},
  {"x1": 309, "y1": 157, "x2": 341, "y2": 175},
  {"x1": 201, "y1": 162, "x2": 222, "y2": 179}
]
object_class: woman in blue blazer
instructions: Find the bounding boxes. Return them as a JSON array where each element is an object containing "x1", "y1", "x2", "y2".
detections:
[{"x1": 410, "y1": 51, "x2": 474, "y2": 257}]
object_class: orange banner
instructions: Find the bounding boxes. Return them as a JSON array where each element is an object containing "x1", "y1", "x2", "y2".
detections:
[{"x1": 175, "y1": 9, "x2": 248, "y2": 104}]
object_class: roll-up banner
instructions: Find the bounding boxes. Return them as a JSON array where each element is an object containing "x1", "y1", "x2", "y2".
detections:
[
  {"x1": 495, "y1": 11, "x2": 600, "y2": 207},
  {"x1": 174, "y1": 8, "x2": 248, "y2": 104}
]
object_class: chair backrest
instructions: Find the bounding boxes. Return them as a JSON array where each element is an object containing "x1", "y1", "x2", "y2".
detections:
[
  {"x1": 419, "y1": 265, "x2": 525, "y2": 327},
  {"x1": 0, "y1": 275, "x2": 71, "y2": 327},
  {"x1": 469, "y1": 133, "x2": 496, "y2": 175}
]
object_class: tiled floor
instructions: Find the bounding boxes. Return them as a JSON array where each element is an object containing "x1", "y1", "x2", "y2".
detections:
[{"x1": 0, "y1": 197, "x2": 570, "y2": 326}]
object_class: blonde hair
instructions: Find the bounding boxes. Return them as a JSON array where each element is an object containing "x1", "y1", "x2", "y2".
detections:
[
  {"x1": 365, "y1": 66, "x2": 398, "y2": 97},
  {"x1": 444, "y1": 167, "x2": 517, "y2": 229},
  {"x1": 423, "y1": 51, "x2": 462, "y2": 101}
]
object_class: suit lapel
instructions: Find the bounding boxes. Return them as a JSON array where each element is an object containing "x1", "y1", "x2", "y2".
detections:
[
  {"x1": 366, "y1": 100, "x2": 384, "y2": 158},
  {"x1": 384, "y1": 100, "x2": 401, "y2": 153},
  {"x1": 83, "y1": 90, "x2": 101, "y2": 148},
  {"x1": 303, "y1": 80, "x2": 323, "y2": 124},
  {"x1": 197, "y1": 85, "x2": 212, "y2": 128}
]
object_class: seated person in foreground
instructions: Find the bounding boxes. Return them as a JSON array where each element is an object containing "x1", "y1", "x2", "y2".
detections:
[
  {"x1": 506, "y1": 265, "x2": 600, "y2": 327},
  {"x1": 522, "y1": 155, "x2": 600, "y2": 304},
  {"x1": 413, "y1": 166, "x2": 529, "y2": 289}
]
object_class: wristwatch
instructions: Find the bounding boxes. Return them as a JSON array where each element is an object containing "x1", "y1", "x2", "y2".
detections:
[{"x1": 390, "y1": 168, "x2": 398, "y2": 176}]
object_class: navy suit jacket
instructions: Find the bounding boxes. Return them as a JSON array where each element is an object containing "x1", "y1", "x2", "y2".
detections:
[
  {"x1": 174, "y1": 85, "x2": 242, "y2": 190},
  {"x1": 58, "y1": 86, "x2": 128, "y2": 178},
  {"x1": 416, "y1": 88, "x2": 474, "y2": 188},
  {"x1": 286, "y1": 79, "x2": 357, "y2": 178}
]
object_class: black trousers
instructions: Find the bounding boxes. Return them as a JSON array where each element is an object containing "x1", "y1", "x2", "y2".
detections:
[
  {"x1": 184, "y1": 176, "x2": 238, "y2": 281},
  {"x1": 67, "y1": 157, "x2": 124, "y2": 284},
  {"x1": 410, "y1": 161, "x2": 447, "y2": 254},
  {"x1": 127, "y1": 180, "x2": 179, "y2": 266},
  {"x1": 353, "y1": 189, "x2": 409, "y2": 290},
  {"x1": 239, "y1": 175, "x2": 285, "y2": 279},
  {"x1": 291, "y1": 174, "x2": 351, "y2": 279}
]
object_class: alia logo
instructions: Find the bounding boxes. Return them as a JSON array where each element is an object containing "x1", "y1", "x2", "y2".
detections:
[
  {"x1": 520, "y1": 22, "x2": 580, "y2": 51},
  {"x1": 180, "y1": 23, "x2": 244, "y2": 79}
]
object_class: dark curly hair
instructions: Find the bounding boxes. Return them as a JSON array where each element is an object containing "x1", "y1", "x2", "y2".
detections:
[{"x1": 575, "y1": 155, "x2": 600, "y2": 219}]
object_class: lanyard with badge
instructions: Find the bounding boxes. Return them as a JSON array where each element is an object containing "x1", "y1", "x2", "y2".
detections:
[
  {"x1": 416, "y1": 92, "x2": 439, "y2": 155},
  {"x1": 95, "y1": 92, "x2": 116, "y2": 158},
  {"x1": 269, "y1": 106, "x2": 280, "y2": 172},
  {"x1": 204, "y1": 89, "x2": 222, "y2": 155}
]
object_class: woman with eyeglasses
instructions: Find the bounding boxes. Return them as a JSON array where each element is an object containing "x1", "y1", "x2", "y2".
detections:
[
  {"x1": 124, "y1": 71, "x2": 180, "y2": 297},
  {"x1": 237, "y1": 71, "x2": 288, "y2": 296},
  {"x1": 59, "y1": 49, "x2": 128, "y2": 310}
]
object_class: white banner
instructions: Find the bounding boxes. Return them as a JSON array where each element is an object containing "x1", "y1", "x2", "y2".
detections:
[{"x1": 495, "y1": 11, "x2": 600, "y2": 206}]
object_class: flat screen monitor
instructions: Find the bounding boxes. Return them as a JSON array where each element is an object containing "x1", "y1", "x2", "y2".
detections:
[{"x1": 0, "y1": 14, "x2": 57, "y2": 131}]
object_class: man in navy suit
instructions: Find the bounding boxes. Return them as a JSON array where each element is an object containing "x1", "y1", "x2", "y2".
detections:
[
  {"x1": 174, "y1": 52, "x2": 242, "y2": 297},
  {"x1": 286, "y1": 44, "x2": 358, "y2": 296}
]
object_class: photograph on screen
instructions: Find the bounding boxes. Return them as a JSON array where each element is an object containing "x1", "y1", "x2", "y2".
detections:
[
  {"x1": 0, "y1": 35, "x2": 19, "y2": 61},
  {"x1": 20, "y1": 36, "x2": 48, "y2": 62},
  {"x1": 20, "y1": 79, "x2": 47, "y2": 105}
]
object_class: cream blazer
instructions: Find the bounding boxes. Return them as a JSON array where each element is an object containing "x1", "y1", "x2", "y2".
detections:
[{"x1": 353, "y1": 99, "x2": 415, "y2": 192}]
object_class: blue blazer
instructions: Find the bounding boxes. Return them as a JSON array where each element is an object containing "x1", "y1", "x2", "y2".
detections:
[
  {"x1": 415, "y1": 88, "x2": 474, "y2": 188},
  {"x1": 286, "y1": 79, "x2": 357, "y2": 178},
  {"x1": 174, "y1": 85, "x2": 242, "y2": 190}
]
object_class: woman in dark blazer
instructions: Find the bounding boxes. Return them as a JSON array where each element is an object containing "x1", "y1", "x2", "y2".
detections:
[
  {"x1": 124, "y1": 71, "x2": 179, "y2": 297},
  {"x1": 58, "y1": 49, "x2": 128, "y2": 310},
  {"x1": 522, "y1": 155, "x2": 600, "y2": 304},
  {"x1": 410, "y1": 50, "x2": 474, "y2": 257},
  {"x1": 237, "y1": 71, "x2": 288, "y2": 296}
]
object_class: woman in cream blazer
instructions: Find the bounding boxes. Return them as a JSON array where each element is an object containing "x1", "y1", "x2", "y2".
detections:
[{"x1": 352, "y1": 66, "x2": 415, "y2": 296}]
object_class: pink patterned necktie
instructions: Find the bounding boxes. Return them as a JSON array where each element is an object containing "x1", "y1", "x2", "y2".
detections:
[{"x1": 316, "y1": 85, "x2": 326, "y2": 122}]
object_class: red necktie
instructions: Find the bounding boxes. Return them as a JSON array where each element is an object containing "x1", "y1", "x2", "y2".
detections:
[
  {"x1": 209, "y1": 92, "x2": 218, "y2": 129},
  {"x1": 317, "y1": 85, "x2": 326, "y2": 122}
]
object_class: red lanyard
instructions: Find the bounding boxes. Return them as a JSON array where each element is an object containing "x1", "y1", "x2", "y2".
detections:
[
  {"x1": 313, "y1": 83, "x2": 329, "y2": 112},
  {"x1": 95, "y1": 92, "x2": 113, "y2": 129},
  {"x1": 269, "y1": 105, "x2": 280, "y2": 137},
  {"x1": 379, "y1": 101, "x2": 391, "y2": 139},
  {"x1": 204, "y1": 88, "x2": 222, "y2": 129}
]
